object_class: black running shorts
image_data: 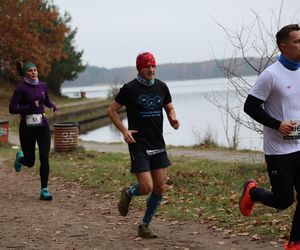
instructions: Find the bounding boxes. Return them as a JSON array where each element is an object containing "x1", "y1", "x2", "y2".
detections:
[{"x1": 129, "y1": 150, "x2": 171, "y2": 174}]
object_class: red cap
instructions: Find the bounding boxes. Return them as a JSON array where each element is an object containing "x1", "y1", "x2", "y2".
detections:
[{"x1": 136, "y1": 52, "x2": 156, "y2": 72}]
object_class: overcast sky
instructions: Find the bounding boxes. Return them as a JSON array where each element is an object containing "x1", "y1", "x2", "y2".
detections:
[{"x1": 54, "y1": 0, "x2": 299, "y2": 69}]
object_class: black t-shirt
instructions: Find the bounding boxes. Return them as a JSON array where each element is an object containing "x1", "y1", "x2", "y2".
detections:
[{"x1": 115, "y1": 79, "x2": 172, "y2": 151}]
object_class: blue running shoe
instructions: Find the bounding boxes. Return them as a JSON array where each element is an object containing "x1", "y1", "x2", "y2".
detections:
[
  {"x1": 40, "y1": 188, "x2": 53, "y2": 201},
  {"x1": 14, "y1": 151, "x2": 24, "y2": 172}
]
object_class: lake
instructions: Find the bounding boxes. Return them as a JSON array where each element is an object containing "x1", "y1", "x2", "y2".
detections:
[{"x1": 61, "y1": 77, "x2": 263, "y2": 151}]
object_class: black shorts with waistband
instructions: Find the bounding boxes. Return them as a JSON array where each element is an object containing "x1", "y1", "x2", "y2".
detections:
[{"x1": 129, "y1": 150, "x2": 171, "y2": 174}]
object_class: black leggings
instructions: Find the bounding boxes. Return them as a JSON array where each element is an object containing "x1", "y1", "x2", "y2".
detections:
[
  {"x1": 19, "y1": 121, "x2": 51, "y2": 189},
  {"x1": 250, "y1": 151, "x2": 300, "y2": 242}
]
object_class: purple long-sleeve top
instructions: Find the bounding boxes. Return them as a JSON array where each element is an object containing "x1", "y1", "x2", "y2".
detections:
[{"x1": 9, "y1": 80, "x2": 57, "y2": 126}]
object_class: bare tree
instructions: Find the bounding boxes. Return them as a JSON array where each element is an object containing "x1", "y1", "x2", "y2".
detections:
[
  {"x1": 209, "y1": 0, "x2": 299, "y2": 137},
  {"x1": 107, "y1": 78, "x2": 122, "y2": 100}
]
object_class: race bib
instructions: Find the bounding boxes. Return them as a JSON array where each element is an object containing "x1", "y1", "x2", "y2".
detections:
[
  {"x1": 26, "y1": 114, "x2": 43, "y2": 126},
  {"x1": 284, "y1": 121, "x2": 300, "y2": 140}
]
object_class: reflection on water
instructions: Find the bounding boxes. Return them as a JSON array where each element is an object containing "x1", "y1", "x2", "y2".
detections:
[
  {"x1": 63, "y1": 77, "x2": 263, "y2": 150},
  {"x1": 83, "y1": 122, "x2": 125, "y2": 143}
]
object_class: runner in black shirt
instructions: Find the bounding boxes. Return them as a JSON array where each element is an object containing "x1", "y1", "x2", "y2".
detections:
[{"x1": 107, "y1": 52, "x2": 180, "y2": 238}]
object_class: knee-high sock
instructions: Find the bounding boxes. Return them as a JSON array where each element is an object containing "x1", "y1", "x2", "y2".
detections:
[
  {"x1": 142, "y1": 193, "x2": 163, "y2": 225},
  {"x1": 126, "y1": 183, "x2": 140, "y2": 198}
]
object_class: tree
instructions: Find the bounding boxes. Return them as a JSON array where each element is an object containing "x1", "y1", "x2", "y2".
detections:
[
  {"x1": 210, "y1": 0, "x2": 298, "y2": 136},
  {"x1": 42, "y1": 13, "x2": 86, "y2": 94},
  {"x1": 0, "y1": 0, "x2": 68, "y2": 81}
]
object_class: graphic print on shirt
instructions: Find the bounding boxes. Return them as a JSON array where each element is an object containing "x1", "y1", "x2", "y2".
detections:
[{"x1": 138, "y1": 94, "x2": 162, "y2": 117}]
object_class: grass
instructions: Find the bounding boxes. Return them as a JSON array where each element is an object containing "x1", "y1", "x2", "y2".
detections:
[{"x1": 0, "y1": 144, "x2": 293, "y2": 242}]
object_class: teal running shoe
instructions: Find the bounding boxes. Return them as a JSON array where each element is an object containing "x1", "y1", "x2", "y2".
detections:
[
  {"x1": 14, "y1": 151, "x2": 24, "y2": 172},
  {"x1": 40, "y1": 188, "x2": 53, "y2": 200}
]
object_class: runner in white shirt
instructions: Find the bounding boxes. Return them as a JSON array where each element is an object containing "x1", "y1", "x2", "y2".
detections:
[{"x1": 239, "y1": 24, "x2": 300, "y2": 250}]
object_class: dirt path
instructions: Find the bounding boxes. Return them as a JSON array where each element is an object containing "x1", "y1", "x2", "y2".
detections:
[
  {"x1": 0, "y1": 154, "x2": 278, "y2": 250},
  {"x1": 1, "y1": 134, "x2": 281, "y2": 249}
]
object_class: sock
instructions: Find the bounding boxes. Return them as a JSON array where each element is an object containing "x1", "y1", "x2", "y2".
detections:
[
  {"x1": 126, "y1": 183, "x2": 140, "y2": 198},
  {"x1": 142, "y1": 193, "x2": 163, "y2": 225}
]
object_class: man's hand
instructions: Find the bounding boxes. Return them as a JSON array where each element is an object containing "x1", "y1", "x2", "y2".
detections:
[
  {"x1": 164, "y1": 103, "x2": 180, "y2": 130},
  {"x1": 279, "y1": 120, "x2": 296, "y2": 135},
  {"x1": 122, "y1": 129, "x2": 138, "y2": 144},
  {"x1": 169, "y1": 116, "x2": 180, "y2": 129}
]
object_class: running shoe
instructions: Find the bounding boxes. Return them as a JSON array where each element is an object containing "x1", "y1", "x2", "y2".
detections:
[
  {"x1": 40, "y1": 188, "x2": 53, "y2": 201},
  {"x1": 14, "y1": 151, "x2": 24, "y2": 172},
  {"x1": 118, "y1": 187, "x2": 131, "y2": 216},
  {"x1": 284, "y1": 241, "x2": 300, "y2": 250},
  {"x1": 239, "y1": 179, "x2": 257, "y2": 216},
  {"x1": 138, "y1": 224, "x2": 159, "y2": 239}
]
